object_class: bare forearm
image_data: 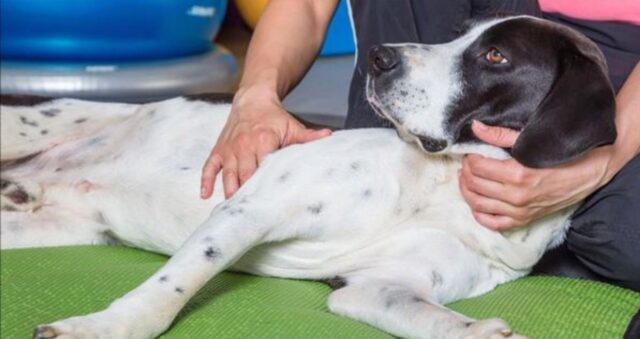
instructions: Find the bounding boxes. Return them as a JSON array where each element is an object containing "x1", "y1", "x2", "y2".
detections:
[
  {"x1": 238, "y1": 0, "x2": 339, "y2": 100},
  {"x1": 607, "y1": 61, "x2": 640, "y2": 179}
]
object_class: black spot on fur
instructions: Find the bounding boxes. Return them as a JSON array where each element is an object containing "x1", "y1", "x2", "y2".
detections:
[
  {"x1": 40, "y1": 129, "x2": 48, "y2": 135},
  {"x1": 227, "y1": 207, "x2": 244, "y2": 216},
  {"x1": 350, "y1": 162, "x2": 361, "y2": 171},
  {"x1": 159, "y1": 275, "x2": 169, "y2": 283},
  {"x1": 384, "y1": 296, "x2": 400, "y2": 309},
  {"x1": 55, "y1": 168, "x2": 63, "y2": 172},
  {"x1": 278, "y1": 172, "x2": 291, "y2": 182},
  {"x1": 325, "y1": 276, "x2": 347, "y2": 290},
  {"x1": 40, "y1": 108, "x2": 61, "y2": 117},
  {"x1": 20, "y1": 116, "x2": 39, "y2": 127},
  {"x1": 362, "y1": 189, "x2": 372, "y2": 198},
  {"x1": 74, "y1": 118, "x2": 88, "y2": 124},
  {"x1": 431, "y1": 270, "x2": 444, "y2": 287},
  {"x1": 0, "y1": 179, "x2": 9, "y2": 190},
  {"x1": 307, "y1": 203, "x2": 324, "y2": 215},
  {"x1": 19, "y1": 132, "x2": 27, "y2": 137},
  {"x1": 400, "y1": 90, "x2": 408, "y2": 97},
  {"x1": 411, "y1": 296, "x2": 426, "y2": 303},
  {"x1": 180, "y1": 166, "x2": 190, "y2": 171},
  {"x1": 204, "y1": 246, "x2": 220, "y2": 261},
  {"x1": 175, "y1": 287, "x2": 185, "y2": 294}
]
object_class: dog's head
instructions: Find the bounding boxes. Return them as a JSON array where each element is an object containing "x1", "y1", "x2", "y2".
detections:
[{"x1": 366, "y1": 16, "x2": 616, "y2": 168}]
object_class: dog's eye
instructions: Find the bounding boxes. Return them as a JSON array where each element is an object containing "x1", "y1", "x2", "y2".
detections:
[{"x1": 486, "y1": 48, "x2": 508, "y2": 64}]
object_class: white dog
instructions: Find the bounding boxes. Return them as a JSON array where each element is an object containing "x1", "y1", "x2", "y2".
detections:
[{"x1": 1, "y1": 16, "x2": 615, "y2": 339}]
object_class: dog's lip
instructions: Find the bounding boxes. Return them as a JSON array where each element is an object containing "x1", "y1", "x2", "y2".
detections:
[
  {"x1": 365, "y1": 78, "x2": 393, "y2": 122},
  {"x1": 415, "y1": 135, "x2": 448, "y2": 152}
]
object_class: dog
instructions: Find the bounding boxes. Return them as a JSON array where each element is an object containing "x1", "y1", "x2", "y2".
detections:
[{"x1": 0, "y1": 15, "x2": 616, "y2": 339}]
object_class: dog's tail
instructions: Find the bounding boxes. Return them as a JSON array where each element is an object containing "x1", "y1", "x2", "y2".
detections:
[{"x1": 0, "y1": 95, "x2": 138, "y2": 162}]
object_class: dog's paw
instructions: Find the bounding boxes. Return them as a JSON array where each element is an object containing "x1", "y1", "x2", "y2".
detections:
[
  {"x1": 461, "y1": 318, "x2": 528, "y2": 339},
  {"x1": 33, "y1": 308, "x2": 169, "y2": 339},
  {"x1": 34, "y1": 313, "x2": 129, "y2": 339},
  {"x1": 33, "y1": 320, "x2": 95, "y2": 339}
]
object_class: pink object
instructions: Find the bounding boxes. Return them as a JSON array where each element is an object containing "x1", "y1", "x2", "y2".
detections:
[{"x1": 539, "y1": 0, "x2": 640, "y2": 25}]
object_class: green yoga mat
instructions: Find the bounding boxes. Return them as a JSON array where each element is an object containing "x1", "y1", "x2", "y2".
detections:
[{"x1": 1, "y1": 246, "x2": 638, "y2": 338}]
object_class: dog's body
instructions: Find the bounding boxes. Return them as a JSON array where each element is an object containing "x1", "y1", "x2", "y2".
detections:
[{"x1": 1, "y1": 16, "x2": 616, "y2": 339}]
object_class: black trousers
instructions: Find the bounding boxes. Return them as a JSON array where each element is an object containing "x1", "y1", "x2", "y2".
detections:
[{"x1": 345, "y1": 0, "x2": 640, "y2": 292}]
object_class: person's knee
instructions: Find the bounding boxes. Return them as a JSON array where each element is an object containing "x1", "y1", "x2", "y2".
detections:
[
  {"x1": 567, "y1": 227, "x2": 640, "y2": 291},
  {"x1": 568, "y1": 155, "x2": 640, "y2": 291}
]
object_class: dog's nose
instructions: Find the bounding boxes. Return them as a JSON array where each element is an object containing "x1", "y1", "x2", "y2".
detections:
[
  {"x1": 368, "y1": 45, "x2": 399, "y2": 75},
  {"x1": 417, "y1": 136, "x2": 447, "y2": 153}
]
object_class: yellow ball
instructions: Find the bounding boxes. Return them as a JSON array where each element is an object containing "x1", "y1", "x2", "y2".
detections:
[{"x1": 235, "y1": 0, "x2": 268, "y2": 29}]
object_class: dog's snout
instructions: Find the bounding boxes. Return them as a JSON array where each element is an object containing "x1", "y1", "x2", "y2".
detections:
[
  {"x1": 417, "y1": 136, "x2": 447, "y2": 153},
  {"x1": 368, "y1": 45, "x2": 399, "y2": 75}
]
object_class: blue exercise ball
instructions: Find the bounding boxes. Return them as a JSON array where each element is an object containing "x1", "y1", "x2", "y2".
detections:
[{"x1": 0, "y1": 0, "x2": 228, "y2": 61}]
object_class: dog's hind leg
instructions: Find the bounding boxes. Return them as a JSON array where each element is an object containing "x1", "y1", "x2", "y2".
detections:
[
  {"x1": 327, "y1": 280, "x2": 526, "y2": 339},
  {"x1": 1, "y1": 95, "x2": 138, "y2": 162},
  {"x1": 0, "y1": 208, "x2": 112, "y2": 250},
  {"x1": 32, "y1": 195, "x2": 294, "y2": 338}
]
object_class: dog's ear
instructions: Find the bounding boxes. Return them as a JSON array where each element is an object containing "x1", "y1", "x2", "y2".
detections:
[{"x1": 511, "y1": 51, "x2": 616, "y2": 168}]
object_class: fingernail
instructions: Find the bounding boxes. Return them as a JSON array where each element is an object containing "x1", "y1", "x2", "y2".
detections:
[{"x1": 473, "y1": 120, "x2": 488, "y2": 131}]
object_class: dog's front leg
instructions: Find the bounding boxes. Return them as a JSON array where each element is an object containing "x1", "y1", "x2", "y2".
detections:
[
  {"x1": 328, "y1": 281, "x2": 526, "y2": 339},
  {"x1": 33, "y1": 197, "x2": 279, "y2": 339}
]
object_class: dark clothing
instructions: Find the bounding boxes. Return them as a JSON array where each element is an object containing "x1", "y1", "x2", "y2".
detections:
[
  {"x1": 345, "y1": 0, "x2": 640, "y2": 292},
  {"x1": 543, "y1": 14, "x2": 640, "y2": 92},
  {"x1": 346, "y1": 0, "x2": 640, "y2": 129},
  {"x1": 346, "y1": 0, "x2": 543, "y2": 129}
]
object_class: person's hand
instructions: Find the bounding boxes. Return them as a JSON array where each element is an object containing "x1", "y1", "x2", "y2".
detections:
[
  {"x1": 459, "y1": 120, "x2": 614, "y2": 230},
  {"x1": 200, "y1": 89, "x2": 331, "y2": 200}
]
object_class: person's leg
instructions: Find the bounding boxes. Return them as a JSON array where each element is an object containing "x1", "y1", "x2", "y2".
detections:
[
  {"x1": 535, "y1": 155, "x2": 640, "y2": 291},
  {"x1": 565, "y1": 155, "x2": 640, "y2": 291}
]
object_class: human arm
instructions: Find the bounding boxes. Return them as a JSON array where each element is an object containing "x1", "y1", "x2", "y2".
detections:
[
  {"x1": 201, "y1": 0, "x2": 339, "y2": 199},
  {"x1": 459, "y1": 61, "x2": 640, "y2": 230}
]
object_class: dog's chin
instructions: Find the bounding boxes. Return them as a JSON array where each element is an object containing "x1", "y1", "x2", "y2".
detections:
[{"x1": 393, "y1": 126, "x2": 451, "y2": 154}]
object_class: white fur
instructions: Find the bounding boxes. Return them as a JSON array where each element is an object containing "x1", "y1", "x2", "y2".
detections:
[
  {"x1": 1, "y1": 17, "x2": 578, "y2": 339},
  {"x1": 2, "y1": 97, "x2": 570, "y2": 339}
]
